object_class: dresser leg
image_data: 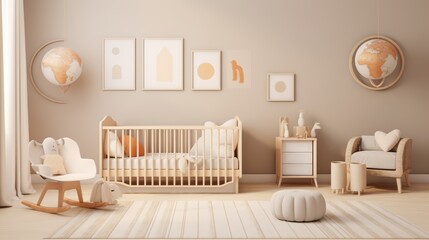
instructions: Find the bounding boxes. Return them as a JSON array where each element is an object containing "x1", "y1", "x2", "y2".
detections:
[
  {"x1": 278, "y1": 178, "x2": 283, "y2": 187},
  {"x1": 313, "y1": 178, "x2": 319, "y2": 188}
]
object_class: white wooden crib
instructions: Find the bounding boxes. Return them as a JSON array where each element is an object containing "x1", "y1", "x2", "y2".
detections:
[{"x1": 99, "y1": 116, "x2": 242, "y2": 193}]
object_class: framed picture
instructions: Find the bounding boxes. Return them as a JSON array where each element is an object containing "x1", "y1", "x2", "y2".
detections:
[
  {"x1": 103, "y1": 38, "x2": 136, "y2": 90},
  {"x1": 267, "y1": 73, "x2": 295, "y2": 101},
  {"x1": 143, "y1": 38, "x2": 183, "y2": 90},
  {"x1": 191, "y1": 50, "x2": 221, "y2": 90}
]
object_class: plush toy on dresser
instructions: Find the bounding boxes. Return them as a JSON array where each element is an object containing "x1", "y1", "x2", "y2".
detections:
[
  {"x1": 311, "y1": 122, "x2": 322, "y2": 138},
  {"x1": 281, "y1": 118, "x2": 290, "y2": 138},
  {"x1": 282, "y1": 111, "x2": 321, "y2": 139}
]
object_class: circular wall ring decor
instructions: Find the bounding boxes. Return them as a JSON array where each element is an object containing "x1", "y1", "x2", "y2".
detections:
[
  {"x1": 29, "y1": 39, "x2": 66, "y2": 104},
  {"x1": 349, "y1": 35, "x2": 405, "y2": 91}
]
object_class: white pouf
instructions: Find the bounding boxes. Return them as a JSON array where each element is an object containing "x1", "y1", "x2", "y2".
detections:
[{"x1": 270, "y1": 189, "x2": 326, "y2": 222}]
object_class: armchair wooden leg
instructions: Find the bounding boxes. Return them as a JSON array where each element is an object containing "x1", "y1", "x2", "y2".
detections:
[
  {"x1": 396, "y1": 177, "x2": 402, "y2": 194},
  {"x1": 405, "y1": 173, "x2": 411, "y2": 187},
  {"x1": 277, "y1": 178, "x2": 282, "y2": 187},
  {"x1": 313, "y1": 178, "x2": 319, "y2": 188},
  {"x1": 346, "y1": 168, "x2": 351, "y2": 191}
]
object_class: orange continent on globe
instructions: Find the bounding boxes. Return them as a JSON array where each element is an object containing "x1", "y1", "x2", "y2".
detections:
[{"x1": 355, "y1": 39, "x2": 398, "y2": 79}]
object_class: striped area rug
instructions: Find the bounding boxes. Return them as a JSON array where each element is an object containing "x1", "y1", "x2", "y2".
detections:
[{"x1": 50, "y1": 200, "x2": 429, "y2": 239}]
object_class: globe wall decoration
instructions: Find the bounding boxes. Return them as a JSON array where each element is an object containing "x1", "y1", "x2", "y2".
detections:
[
  {"x1": 30, "y1": 39, "x2": 83, "y2": 104},
  {"x1": 349, "y1": 35, "x2": 404, "y2": 91},
  {"x1": 41, "y1": 47, "x2": 82, "y2": 88}
]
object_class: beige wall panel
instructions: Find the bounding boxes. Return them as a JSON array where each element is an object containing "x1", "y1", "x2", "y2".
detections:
[{"x1": 24, "y1": 0, "x2": 429, "y2": 174}]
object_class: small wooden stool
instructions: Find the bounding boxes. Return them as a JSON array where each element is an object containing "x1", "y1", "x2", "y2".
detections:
[
  {"x1": 331, "y1": 161, "x2": 347, "y2": 194},
  {"x1": 349, "y1": 163, "x2": 367, "y2": 196}
]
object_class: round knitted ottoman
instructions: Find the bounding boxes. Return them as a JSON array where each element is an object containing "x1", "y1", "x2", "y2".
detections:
[{"x1": 270, "y1": 189, "x2": 326, "y2": 222}]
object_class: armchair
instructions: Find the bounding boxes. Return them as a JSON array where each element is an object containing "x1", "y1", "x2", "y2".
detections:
[{"x1": 345, "y1": 136, "x2": 412, "y2": 193}]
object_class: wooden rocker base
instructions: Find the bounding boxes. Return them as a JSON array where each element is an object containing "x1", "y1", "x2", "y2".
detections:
[
  {"x1": 21, "y1": 200, "x2": 71, "y2": 213},
  {"x1": 21, "y1": 180, "x2": 84, "y2": 214},
  {"x1": 64, "y1": 198, "x2": 109, "y2": 209}
]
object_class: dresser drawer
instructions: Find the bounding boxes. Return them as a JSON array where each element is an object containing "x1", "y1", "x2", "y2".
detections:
[
  {"x1": 282, "y1": 153, "x2": 312, "y2": 164},
  {"x1": 282, "y1": 164, "x2": 313, "y2": 176},
  {"x1": 282, "y1": 141, "x2": 312, "y2": 153}
]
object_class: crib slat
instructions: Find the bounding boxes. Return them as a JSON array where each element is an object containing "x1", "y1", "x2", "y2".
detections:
[
  {"x1": 173, "y1": 130, "x2": 176, "y2": 186},
  {"x1": 151, "y1": 129, "x2": 155, "y2": 186},
  {"x1": 165, "y1": 129, "x2": 169, "y2": 186},
  {"x1": 158, "y1": 129, "x2": 162, "y2": 186},
  {"x1": 217, "y1": 128, "x2": 220, "y2": 186},
  {"x1": 144, "y1": 129, "x2": 148, "y2": 186},
  {"x1": 107, "y1": 129, "x2": 111, "y2": 182},
  {"x1": 188, "y1": 130, "x2": 191, "y2": 186},
  {"x1": 194, "y1": 129, "x2": 198, "y2": 186},
  {"x1": 115, "y1": 130, "x2": 118, "y2": 183},
  {"x1": 231, "y1": 129, "x2": 235, "y2": 181},
  {"x1": 121, "y1": 130, "x2": 125, "y2": 184},
  {"x1": 136, "y1": 129, "x2": 140, "y2": 186},
  {"x1": 224, "y1": 129, "x2": 227, "y2": 184},
  {"x1": 202, "y1": 128, "x2": 205, "y2": 186},
  {"x1": 179, "y1": 130, "x2": 182, "y2": 186},
  {"x1": 209, "y1": 128, "x2": 213, "y2": 186},
  {"x1": 128, "y1": 129, "x2": 132, "y2": 184}
]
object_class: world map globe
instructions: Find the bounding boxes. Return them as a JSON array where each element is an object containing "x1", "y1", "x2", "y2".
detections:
[
  {"x1": 354, "y1": 39, "x2": 398, "y2": 80},
  {"x1": 41, "y1": 47, "x2": 82, "y2": 86}
]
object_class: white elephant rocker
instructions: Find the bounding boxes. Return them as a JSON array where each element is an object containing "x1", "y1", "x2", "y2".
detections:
[{"x1": 90, "y1": 179, "x2": 122, "y2": 205}]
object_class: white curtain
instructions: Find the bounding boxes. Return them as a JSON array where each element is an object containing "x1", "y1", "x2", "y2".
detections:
[{"x1": 1, "y1": 0, "x2": 35, "y2": 207}]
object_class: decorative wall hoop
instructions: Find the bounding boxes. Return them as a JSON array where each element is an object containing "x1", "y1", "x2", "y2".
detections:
[{"x1": 29, "y1": 39, "x2": 66, "y2": 104}]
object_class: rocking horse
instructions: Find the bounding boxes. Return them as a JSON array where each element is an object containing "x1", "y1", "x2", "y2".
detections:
[{"x1": 21, "y1": 137, "x2": 108, "y2": 213}]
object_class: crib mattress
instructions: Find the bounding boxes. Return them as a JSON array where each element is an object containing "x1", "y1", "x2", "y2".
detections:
[{"x1": 102, "y1": 153, "x2": 239, "y2": 170}]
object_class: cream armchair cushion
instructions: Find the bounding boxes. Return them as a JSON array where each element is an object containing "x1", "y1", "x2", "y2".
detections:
[
  {"x1": 351, "y1": 151, "x2": 396, "y2": 170},
  {"x1": 360, "y1": 136, "x2": 382, "y2": 151}
]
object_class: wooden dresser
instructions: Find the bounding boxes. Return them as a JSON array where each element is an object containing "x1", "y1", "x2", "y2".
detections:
[{"x1": 275, "y1": 137, "x2": 318, "y2": 187}]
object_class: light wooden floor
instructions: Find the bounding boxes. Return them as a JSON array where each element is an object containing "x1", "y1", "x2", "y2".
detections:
[{"x1": 1, "y1": 182, "x2": 429, "y2": 240}]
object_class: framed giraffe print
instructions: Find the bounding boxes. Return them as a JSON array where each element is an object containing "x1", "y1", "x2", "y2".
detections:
[
  {"x1": 103, "y1": 38, "x2": 136, "y2": 90},
  {"x1": 191, "y1": 50, "x2": 221, "y2": 90},
  {"x1": 267, "y1": 73, "x2": 295, "y2": 101},
  {"x1": 143, "y1": 38, "x2": 184, "y2": 90}
]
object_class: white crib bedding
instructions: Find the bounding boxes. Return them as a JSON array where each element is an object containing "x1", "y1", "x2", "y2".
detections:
[{"x1": 102, "y1": 153, "x2": 239, "y2": 170}]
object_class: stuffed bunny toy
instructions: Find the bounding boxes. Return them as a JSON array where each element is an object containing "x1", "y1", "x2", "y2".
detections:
[
  {"x1": 37, "y1": 137, "x2": 66, "y2": 175},
  {"x1": 41, "y1": 137, "x2": 64, "y2": 156}
]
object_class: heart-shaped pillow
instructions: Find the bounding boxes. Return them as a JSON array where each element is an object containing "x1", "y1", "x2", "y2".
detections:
[{"x1": 375, "y1": 129, "x2": 401, "y2": 152}]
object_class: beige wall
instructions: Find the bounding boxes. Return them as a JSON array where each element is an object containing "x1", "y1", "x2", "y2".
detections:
[{"x1": 24, "y1": 0, "x2": 429, "y2": 174}]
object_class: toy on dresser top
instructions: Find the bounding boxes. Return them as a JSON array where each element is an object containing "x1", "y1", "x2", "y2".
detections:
[{"x1": 280, "y1": 111, "x2": 321, "y2": 138}]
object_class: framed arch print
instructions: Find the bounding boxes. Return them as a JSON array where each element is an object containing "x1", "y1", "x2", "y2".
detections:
[
  {"x1": 103, "y1": 38, "x2": 136, "y2": 90},
  {"x1": 267, "y1": 73, "x2": 295, "y2": 102},
  {"x1": 191, "y1": 50, "x2": 221, "y2": 90},
  {"x1": 143, "y1": 38, "x2": 184, "y2": 90}
]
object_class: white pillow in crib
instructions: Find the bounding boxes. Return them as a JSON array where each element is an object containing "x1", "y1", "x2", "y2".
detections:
[
  {"x1": 205, "y1": 118, "x2": 239, "y2": 149},
  {"x1": 189, "y1": 140, "x2": 234, "y2": 158},
  {"x1": 105, "y1": 131, "x2": 123, "y2": 157},
  {"x1": 189, "y1": 118, "x2": 238, "y2": 158}
]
